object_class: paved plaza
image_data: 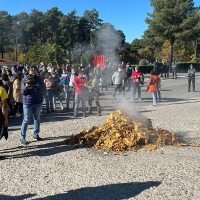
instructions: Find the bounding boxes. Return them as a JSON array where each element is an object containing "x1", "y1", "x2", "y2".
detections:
[{"x1": 0, "y1": 75, "x2": 200, "y2": 200}]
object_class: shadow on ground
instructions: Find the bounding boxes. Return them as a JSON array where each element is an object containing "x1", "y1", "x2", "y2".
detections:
[
  {"x1": 0, "y1": 138, "x2": 80, "y2": 159},
  {"x1": 0, "y1": 193, "x2": 35, "y2": 200},
  {"x1": 34, "y1": 181, "x2": 161, "y2": 200}
]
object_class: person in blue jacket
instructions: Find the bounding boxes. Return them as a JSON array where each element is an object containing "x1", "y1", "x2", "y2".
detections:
[
  {"x1": 59, "y1": 67, "x2": 70, "y2": 100},
  {"x1": 20, "y1": 66, "x2": 44, "y2": 145}
]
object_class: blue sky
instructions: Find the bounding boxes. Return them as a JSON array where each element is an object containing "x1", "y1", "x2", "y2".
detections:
[{"x1": 0, "y1": 0, "x2": 199, "y2": 43}]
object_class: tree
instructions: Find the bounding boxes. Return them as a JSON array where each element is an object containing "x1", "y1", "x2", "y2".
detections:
[
  {"x1": 24, "y1": 43, "x2": 66, "y2": 65},
  {"x1": 178, "y1": 10, "x2": 200, "y2": 58},
  {"x1": 43, "y1": 7, "x2": 63, "y2": 44},
  {"x1": 0, "y1": 11, "x2": 13, "y2": 58},
  {"x1": 59, "y1": 10, "x2": 79, "y2": 62},
  {"x1": 83, "y1": 9, "x2": 102, "y2": 31},
  {"x1": 142, "y1": 29, "x2": 164, "y2": 62},
  {"x1": 146, "y1": 0, "x2": 198, "y2": 65},
  {"x1": 14, "y1": 12, "x2": 31, "y2": 53}
]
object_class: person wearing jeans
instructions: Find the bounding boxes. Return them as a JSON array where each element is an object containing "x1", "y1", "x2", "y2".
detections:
[
  {"x1": 20, "y1": 66, "x2": 44, "y2": 145},
  {"x1": 60, "y1": 68, "x2": 69, "y2": 100},
  {"x1": 152, "y1": 92, "x2": 157, "y2": 106},
  {"x1": 146, "y1": 69, "x2": 161, "y2": 106},
  {"x1": 20, "y1": 103, "x2": 42, "y2": 141}
]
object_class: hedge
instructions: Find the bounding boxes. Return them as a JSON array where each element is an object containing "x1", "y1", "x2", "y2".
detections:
[
  {"x1": 132, "y1": 63, "x2": 200, "y2": 74},
  {"x1": 132, "y1": 65, "x2": 154, "y2": 74}
]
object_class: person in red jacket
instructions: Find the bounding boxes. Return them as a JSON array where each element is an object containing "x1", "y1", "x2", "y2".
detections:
[
  {"x1": 146, "y1": 69, "x2": 161, "y2": 106},
  {"x1": 73, "y1": 70, "x2": 87, "y2": 118},
  {"x1": 131, "y1": 66, "x2": 144, "y2": 100}
]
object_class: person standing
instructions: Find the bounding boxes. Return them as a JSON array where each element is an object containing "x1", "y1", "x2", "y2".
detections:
[
  {"x1": 44, "y1": 72, "x2": 54, "y2": 113},
  {"x1": 111, "y1": 66, "x2": 126, "y2": 101},
  {"x1": 153, "y1": 60, "x2": 158, "y2": 71},
  {"x1": 125, "y1": 62, "x2": 132, "y2": 92},
  {"x1": 51, "y1": 71, "x2": 64, "y2": 110},
  {"x1": 188, "y1": 64, "x2": 195, "y2": 92},
  {"x1": 94, "y1": 64, "x2": 101, "y2": 81},
  {"x1": 1, "y1": 73, "x2": 14, "y2": 116},
  {"x1": 0, "y1": 81, "x2": 9, "y2": 160},
  {"x1": 13, "y1": 73, "x2": 23, "y2": 117},
  {"x1": 20, "y1": 66, "x2": 44, "y2": 145},
  {"x1": 101, "y1": 65, "x2": 109, "y2": 91},
  {"x1": 67, "y1": 68, "x2": 77, "y2": 111},
  {"x1": 86, "y1": 72, "x2": 101, "y2": 116},
  {"x1": 60, "y1": 67, "x2": 69, "y2": 100},
  {"x1": 164, "y1": 59, "x2": 170, "y2": 78},
  {"x1": 73, "y1": 70, "x2": 87, "y2": 118},
  {"x1": 131, "y1": 66, "x2": 144, "y2": 101},
  {"x1": 56, "y1": 65, "x2": 62, "y2": 77},
  {"x1": 40, "y1": 65, "x2": 48, "y2": 80},
  {"x1": 171, "y1": 61, "x2": 177, "y2": 79},
  {"x1": 146, "y1": 69, "x2": 161, "y2": 106}
]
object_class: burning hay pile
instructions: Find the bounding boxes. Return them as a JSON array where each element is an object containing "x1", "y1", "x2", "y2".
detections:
[{"x1": 62, "y1": 110, "x2": 196, "y2": 152}]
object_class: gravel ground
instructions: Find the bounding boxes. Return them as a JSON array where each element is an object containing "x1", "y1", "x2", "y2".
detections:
[{"x1": 0, "y1": 97, "x2": 200, "y2": 200}]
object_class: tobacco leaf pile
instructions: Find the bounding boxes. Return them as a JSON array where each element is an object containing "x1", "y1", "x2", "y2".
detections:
[{"x1": 61, "y1": 110, "x2": 198, "y2": 152}]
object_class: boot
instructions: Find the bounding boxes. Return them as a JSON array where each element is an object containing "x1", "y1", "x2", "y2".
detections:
[
  {"x1": 86, "y1": 107, "x2": 92, "y2": 115},
  {"x1": 97, "y1": 107, "x2": 101, "y2": 116},
  {"x1": 97, "y1": 112, "x2": 101, "y2": 116}
]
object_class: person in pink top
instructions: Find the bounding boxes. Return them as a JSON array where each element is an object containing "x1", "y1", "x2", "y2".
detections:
[
  {"x1": 44, "y1": 72, "x2": 54, "y2": 113},
  {"x1": 73, "y1": 70, "x2": 87, "y2": 118}
]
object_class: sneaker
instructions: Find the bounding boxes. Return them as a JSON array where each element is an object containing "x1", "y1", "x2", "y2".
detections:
[
  {"x1": 33, "y1": 136, "x2": 43, "y2": 141},
  {"x1": 139, "y1": 98, "x2": 142, "y2": 101},
  {"x1": 20, "y1": 139, "x2": 28, "y2": 145},
  {"x1": 61, "y1": 106, "x2": 64, "y2": 110}
]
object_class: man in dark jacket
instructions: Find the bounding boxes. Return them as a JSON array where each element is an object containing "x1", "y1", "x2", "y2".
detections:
[
  {"x1": 188, "y1": 64, "x2": 195, "y2": 92},
  {"x1": 20, "y1": 66, "x2": 44, "y2": 145},
  {"x1": 125, "y1": 62, "x2": 132, "y2": 91},
  {"x1": 40, "y1": 65, "x2": 48, "y2": 80}
]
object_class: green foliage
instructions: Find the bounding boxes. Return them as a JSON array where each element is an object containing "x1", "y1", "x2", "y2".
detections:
[
  {"x1": 145, "y1": 0, "x2": 198, "y2": 63},
  {"x1": 139, "y1": 59, "x2": 148, "y2": 65},
  {"x1": 0, "y1": 11, "x2": 13, "y2": 58},
  {"x1": 191, "y1": 57, "x2": 199, "y2": 63},
  {"x1": 132, "y1": 65, "x2": 154, "y2": 74},
  {"x1": 24, "y1": 43, "x2": 66, "y2": 65},
  {"x1": 80, "y1": 51, "x2": 93, "y2": 66},
  {"x1": 176, "y1": 62, "x2": 200, "y2": 72}
]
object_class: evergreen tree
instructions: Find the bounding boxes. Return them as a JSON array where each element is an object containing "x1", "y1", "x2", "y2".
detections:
[{"x1": 146, "y1": 0, "x2": 198, "y2": 65}]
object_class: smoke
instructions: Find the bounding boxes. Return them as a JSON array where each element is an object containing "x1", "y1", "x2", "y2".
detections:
[
  {"x1": 117, "y1": 95, "x2": 151, "y2": 125},
  {"x1": 93, "y1": 23, "x2": 124, "y2": 63}
]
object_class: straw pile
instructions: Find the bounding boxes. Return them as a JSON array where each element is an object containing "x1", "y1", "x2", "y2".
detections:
[{"x1": 62, "y1": 110, "x2": 197, "y2": 152}]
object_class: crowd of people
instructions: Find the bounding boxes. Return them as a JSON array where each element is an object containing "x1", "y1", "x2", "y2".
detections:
[{"x1": 0, "y1": 60, "x2": 195, "y2": 146}]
